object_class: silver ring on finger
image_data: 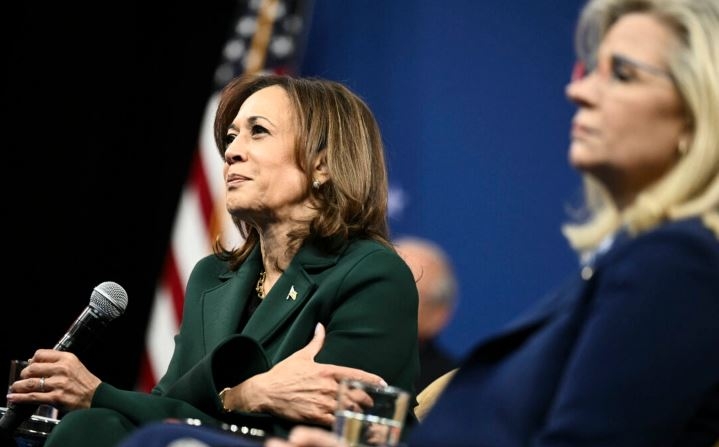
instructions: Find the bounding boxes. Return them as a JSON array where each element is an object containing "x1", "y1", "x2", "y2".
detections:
[{"x1": 39, "y1": 377, "x2": 46, "y2": 393}]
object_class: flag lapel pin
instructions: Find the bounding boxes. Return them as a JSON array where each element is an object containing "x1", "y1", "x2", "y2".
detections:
[{"x1": 287, "y1": 286, "x2": 298, "y2": 301}]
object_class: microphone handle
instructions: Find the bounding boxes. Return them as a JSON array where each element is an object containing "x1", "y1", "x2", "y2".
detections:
[{"x1": 54, "y1": 305, "x2": 109, "y2": 352}]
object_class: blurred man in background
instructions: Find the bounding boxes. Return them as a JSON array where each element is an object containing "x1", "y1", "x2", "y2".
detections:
[{"x1": 395, "y1": 236, "x2": 459, "y2": 393}]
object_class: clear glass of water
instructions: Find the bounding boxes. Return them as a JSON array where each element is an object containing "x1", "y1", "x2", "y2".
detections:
[{"x1": 333, "y1": 379, "x2": 410, "y2": 447}]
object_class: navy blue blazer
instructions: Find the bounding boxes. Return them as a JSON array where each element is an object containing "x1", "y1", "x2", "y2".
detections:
[{"x1": 409, "y1": 217, "x2": 719, "y2": 447}]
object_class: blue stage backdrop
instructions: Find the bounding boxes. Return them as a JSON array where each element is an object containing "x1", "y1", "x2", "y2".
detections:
[
  {"x1": 3, "y1": 0, "x2": 591, "y2": 390},
  {"x1": 300, "y1": 0, "x2": 584, "y2": 358}
]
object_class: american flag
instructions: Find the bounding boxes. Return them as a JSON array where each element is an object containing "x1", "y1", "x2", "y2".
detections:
[{"x1": 136, "y1": 0, "x2": 314, "y2": 392}]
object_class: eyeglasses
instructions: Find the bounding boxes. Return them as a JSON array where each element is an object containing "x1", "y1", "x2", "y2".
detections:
[{"x1": 572, "y1": 54, "x2": 674, "y2": 84}]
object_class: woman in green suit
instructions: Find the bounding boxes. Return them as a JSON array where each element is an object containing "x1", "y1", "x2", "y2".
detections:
[{"x1": 8, "y1": 74, "x2": 420, "y2": 446}]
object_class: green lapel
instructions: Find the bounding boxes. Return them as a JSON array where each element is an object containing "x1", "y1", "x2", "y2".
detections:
[
  {"x1": 200, "y1": 248, "x2": 262, "y2": 350},
  {"x1": 199, "y1": 239, "x2": 347, "y2": 350},
  {"x1": 242, "y1": 239, "x2": 345, "y2": 343}
]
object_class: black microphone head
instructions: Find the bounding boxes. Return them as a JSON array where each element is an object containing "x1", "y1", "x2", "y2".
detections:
[{"x1": 90, "y1": 281, "x2": 128, "y2": 320}]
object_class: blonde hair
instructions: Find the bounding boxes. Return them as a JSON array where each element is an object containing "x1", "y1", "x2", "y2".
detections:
[
  {"x1": 213, "y1": 74, "x2": 392, "y2": 269},
  {"x1": 562, "y1": 0, "x2": 719, "y2": 252}
]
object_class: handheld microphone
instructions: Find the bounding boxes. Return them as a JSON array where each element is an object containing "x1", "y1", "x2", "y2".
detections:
[
  {"x1": 53, "y1": 281, "x2": 128, "y2": 352},
  {"x1": 0, "y1": 281, "x2": 128, "y2": 440}
]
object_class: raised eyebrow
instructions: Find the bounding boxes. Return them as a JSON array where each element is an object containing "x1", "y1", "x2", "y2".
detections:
[
  {"x1": 248, "y1": 115, "x2": 275, "y2": 128},
  {"x1": 612, "y1": 54, "x2": 641, "y2": 69},
  {"x1": 226, "y1": 116, "x2": 274, "y2": 134}
]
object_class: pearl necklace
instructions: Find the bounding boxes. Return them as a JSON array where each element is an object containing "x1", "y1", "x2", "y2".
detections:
[{"x1": 255, "y1": 271, "x2": 267, "y2": 299}]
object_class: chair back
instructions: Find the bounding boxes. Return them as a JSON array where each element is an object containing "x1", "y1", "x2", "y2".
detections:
[{"x1": 413, "y1": 368, "x2": 458, "y2": 421}]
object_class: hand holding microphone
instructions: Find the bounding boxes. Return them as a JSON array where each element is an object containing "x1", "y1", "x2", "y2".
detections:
[{"x1": 0, "y1": 281, "x2": 128, "y2": 438}]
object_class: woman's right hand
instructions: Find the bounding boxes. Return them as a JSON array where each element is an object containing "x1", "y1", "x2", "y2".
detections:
[
  {"x1": 223, "y1": 323, "x2": 387, "y2": 426},
  {"x1": 6, "y1": 349, "x2": 101, "y2": 411}
]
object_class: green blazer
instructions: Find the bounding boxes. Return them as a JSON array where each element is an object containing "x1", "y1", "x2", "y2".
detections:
[{"x1": 44, "y1": 238, "x2": 420, "y2": 447}]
